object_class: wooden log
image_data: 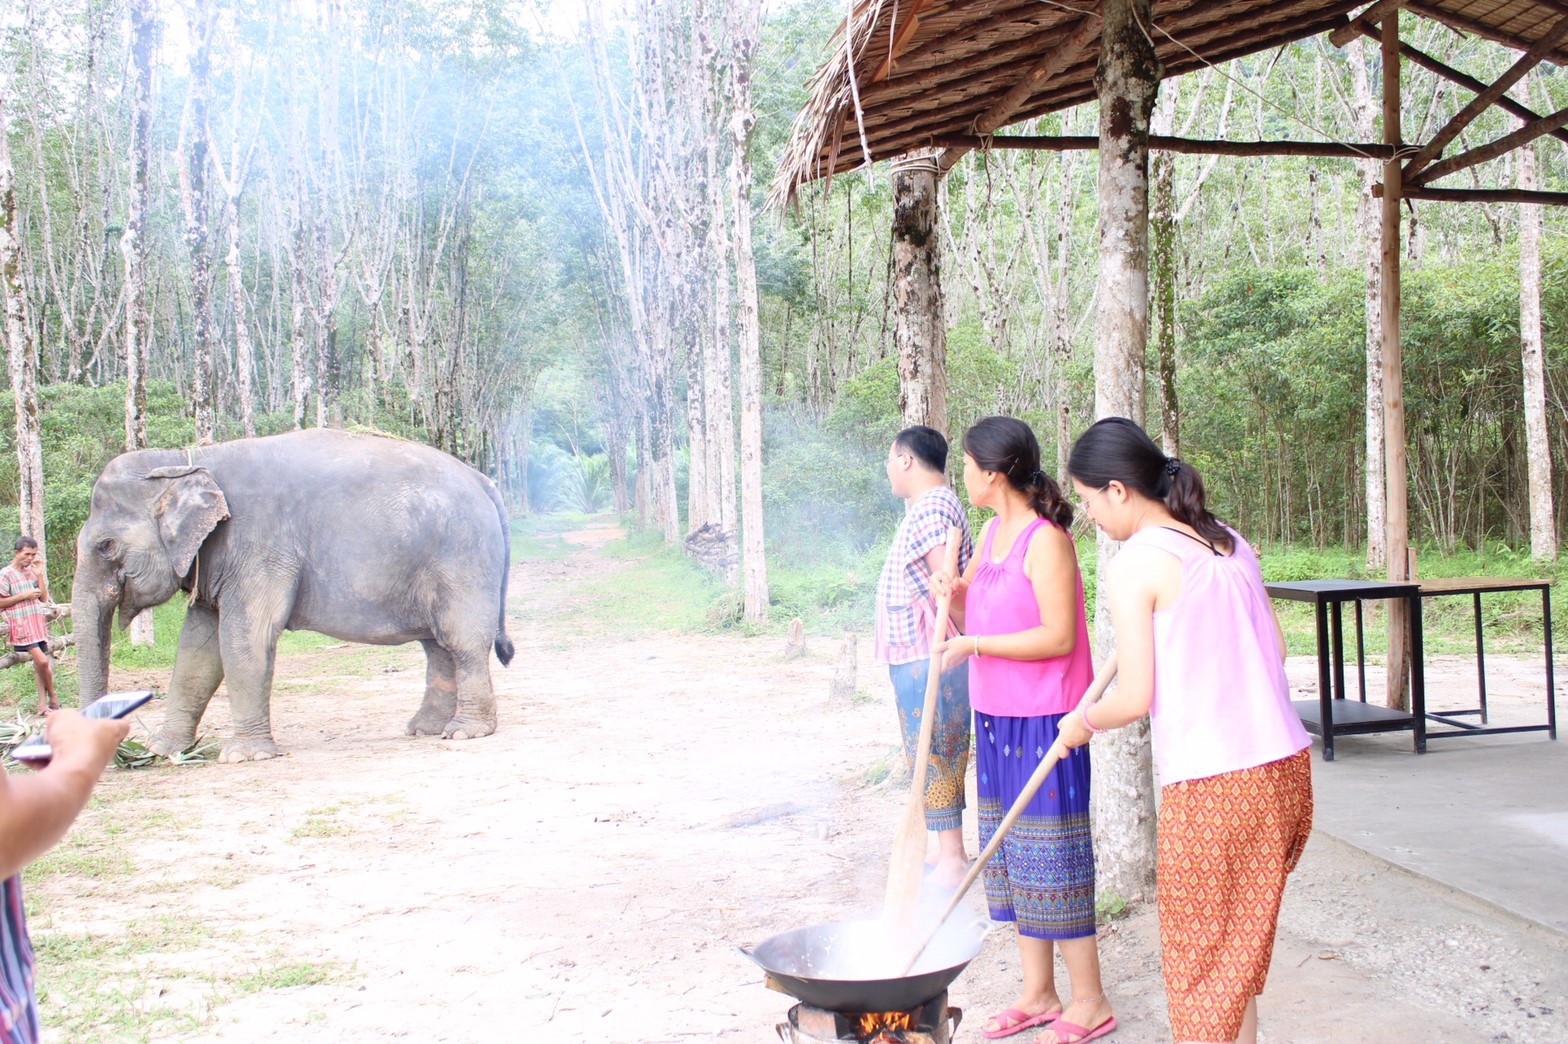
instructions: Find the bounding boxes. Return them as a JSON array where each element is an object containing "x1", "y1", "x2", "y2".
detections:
[
  {"x1": 1401, "y1": 14, "x2": 1568, "y2": 181},
  {"x1": 1327, "y1": 0, "x2": 1405, "y2": 49},
  {"x1": 932, "y1": 133, "x2": 1398, "y2": 159},
  {"x1": 1412, "y1": 104, "x2": 1568, "y2": 186},
  {"x1": 0, "y1": 632, "x2": 74, "y2": 670},
  {"x1": 1374, "y1": 184, "x2": 1568, "y2": 207}
]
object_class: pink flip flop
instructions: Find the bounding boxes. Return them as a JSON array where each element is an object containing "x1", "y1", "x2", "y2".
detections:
[
  {"x1": 981, "y1": 1007, "x2": 1061, "y2": 1040},
  {"x1": 1039, "y1": 1015, "x2": 1117, "y2": 1043}
]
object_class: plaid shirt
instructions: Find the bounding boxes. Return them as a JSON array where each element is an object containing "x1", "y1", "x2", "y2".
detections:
[
  {"x1": 874, "y1": 486, "x2": 973, "y2": 666},
  {"x1": 0, "y1": 875, "x2": 37, "y2": 1044},
  {"x1": 0, "y1": 568, "x2": 46, "y2": 648}
]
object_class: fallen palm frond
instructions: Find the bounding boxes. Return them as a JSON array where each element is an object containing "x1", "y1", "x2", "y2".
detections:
[{"x1": 114, "y1": 735, "x2": 220, "y2": 769}]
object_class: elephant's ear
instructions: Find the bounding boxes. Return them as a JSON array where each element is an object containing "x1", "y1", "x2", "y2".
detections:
[{"x1": 146, "y1": 466, "x2": 230, "y2": 577}]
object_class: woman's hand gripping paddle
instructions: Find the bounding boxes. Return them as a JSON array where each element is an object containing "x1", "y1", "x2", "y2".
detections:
[
  {"x1": 897, "y1": 652, "x2": 1120, "y2": 975},
  {"x1": 883, "y1": 526, "x2": 965, "y2": 930}
]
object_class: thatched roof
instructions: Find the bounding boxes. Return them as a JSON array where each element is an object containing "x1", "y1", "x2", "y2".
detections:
[{"x1": 772, "y1": 0, "x2": 1568, "y2": 205}]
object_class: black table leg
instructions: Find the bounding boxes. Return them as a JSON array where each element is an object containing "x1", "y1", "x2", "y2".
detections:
[
  {"x1": 1355, "y1": 599, "x2": 1367, "y2": 702},
  {"x1": 1331, "y1": 600, "x2": 1347, "y2": 702},
  {"x1": 1410, "y1": 591, "x2": 1427, "y2": 754},
  {"x1": 1473, "y1": 590, "x2": 1488, "y2": 723},
  {"x1": 1545, "y1": 587, "x2": 1556, "y2": 741},
  {"x1": 1316, "y1": 599, "x2": 1334, "y2": 761}
]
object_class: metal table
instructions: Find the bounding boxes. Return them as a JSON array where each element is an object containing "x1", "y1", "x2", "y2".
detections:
[
  {"x1": 1415, "y1": 577, "x2": 1557, "y2": 743},
  {"x1": 1264, "y1": 579, "x2": 1426, "y2": 761}
]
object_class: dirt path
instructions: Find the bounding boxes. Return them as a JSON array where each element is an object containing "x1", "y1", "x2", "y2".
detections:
[{"x1": 23, "y1": 530, "x2": 1568, "y2": 1042}]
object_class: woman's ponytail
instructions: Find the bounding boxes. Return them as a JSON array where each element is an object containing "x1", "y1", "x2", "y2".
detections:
[
  {"x1": 1025, "y1": 469, "x2": 1074, "y2": 530},
  {"x1": 1163, "y1": 458, "x2": 1232, "y2": 554}
]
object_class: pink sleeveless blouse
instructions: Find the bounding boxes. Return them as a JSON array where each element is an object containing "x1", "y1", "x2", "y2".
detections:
[
  {"x1": 1124, "y1": 525, "x2": 1310, "y2": 785},
  {"x1": 965, "y1": 516, "x2": 1093, "y2": 717}
]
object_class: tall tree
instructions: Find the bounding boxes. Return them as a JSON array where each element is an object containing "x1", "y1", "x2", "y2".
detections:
[
  {"x1": 180, "y1": 0, "x2": 217, "y2": 442},
  {"x1": 1518, "y1": 137, "x2": 1555, "y2": 560},
  {"x1": 891, "y1": 152, "x2": 947, "y2": 434},
  {"x1": 727, "y1": 0, "x2": 768, "y2": 622},
  {"x1": 1, "y1": 93, "x2": 46, "y2": 567},
  {"x1": 124, "y1": 0, "x2": 157, "y2": 646},
  {"x1": 1091, "y1": 0, "x2": 1161, "y2": 901}
]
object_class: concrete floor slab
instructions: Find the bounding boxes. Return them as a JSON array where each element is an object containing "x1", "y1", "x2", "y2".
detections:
[{"x1": 1305, "y1": 731, "x2": 1568, "y2": 936}]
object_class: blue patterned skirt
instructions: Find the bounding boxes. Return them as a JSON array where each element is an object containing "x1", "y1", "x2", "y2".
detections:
[{"x1": 975, "y1": 711, "x2": 1095, "y2": 939}]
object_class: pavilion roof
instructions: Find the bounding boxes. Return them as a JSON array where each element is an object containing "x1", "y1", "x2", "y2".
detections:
[{"x1": 772, "y1": 0, "x2": 1568, "y2": 204}]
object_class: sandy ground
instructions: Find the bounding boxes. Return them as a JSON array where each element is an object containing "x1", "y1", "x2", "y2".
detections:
[{"x1": 21, "y1": 525, "x2": 1568, "y2": 1042}]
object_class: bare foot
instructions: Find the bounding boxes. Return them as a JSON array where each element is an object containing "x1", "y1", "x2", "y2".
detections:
[{"x1": 924, "y1": 854, "x2": 970, "y2": 890}]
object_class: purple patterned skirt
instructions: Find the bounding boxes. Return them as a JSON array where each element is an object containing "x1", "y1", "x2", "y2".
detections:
[{"x1": 975, "y1": 711, "x2": 1096, "y2": 939}]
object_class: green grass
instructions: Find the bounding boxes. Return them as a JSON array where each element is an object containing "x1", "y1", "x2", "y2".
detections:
[
  {"x1": 232, "y1": 960, "x2": 338, "y2": 994},
  {"x1": 542, "y1": 527, "x2": 725, "y2": 634}
]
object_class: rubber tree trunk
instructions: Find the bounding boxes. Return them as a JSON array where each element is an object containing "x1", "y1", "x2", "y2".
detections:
[
  {"x1": 1090, "y1": 0, "x2": 1161, "y2": 903},
  {"x1": 1, "y1": 94, "x2": 46, "y2": 573},
  {"x1": 1519, "y1": 142, "x2": 1556, "y2": 559},
  {"x1": 125, "y1": 0, "x2": 156, "y2": 647},
  {"x1": 1382, "y1": 16, "x2": 1411, "y2": 712},
  {"x1": 891, "y1": 152, "x2": 948, "y2": 436},
  {"x1": 1349, "y1": 36, "x2": 1386, "y2": 571}
]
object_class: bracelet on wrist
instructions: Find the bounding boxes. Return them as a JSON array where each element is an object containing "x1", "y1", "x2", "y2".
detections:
[
  {"x1": 972, "y1": 634, "x2": 980, "y2": 657},
  {"x1": 1080, "y1": 702, "x2": 1107, "y2": 736}
]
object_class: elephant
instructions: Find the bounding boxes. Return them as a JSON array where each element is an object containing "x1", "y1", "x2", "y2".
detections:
[{"x1": 71, "y1": 428, "x2": 515, "y2": 762}]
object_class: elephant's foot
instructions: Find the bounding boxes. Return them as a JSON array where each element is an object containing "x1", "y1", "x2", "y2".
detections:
[
  {"x1": 217, "y1": 736, "x2": 282, "y2": 763},
  {"x1": 406, "y1": 705, "x2": 451, "y2": 737},
  {"x1": 147, "y1": 728, "x2": 199, "y2": 759},
  {"x1": 442, "y1": 715, "x2": 496, "y2": 740}
]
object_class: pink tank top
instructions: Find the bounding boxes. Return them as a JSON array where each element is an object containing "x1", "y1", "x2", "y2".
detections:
[
  {"x1": 965, "y1": 516, "x2": 1093, "y2": 717},
  {"x1": 1124, "y1": 525, "x2": 1310, "y2": 785}
]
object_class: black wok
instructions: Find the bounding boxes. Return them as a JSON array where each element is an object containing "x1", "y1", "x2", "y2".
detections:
[{"x1": 739, "y1": 918, "x2": 985, "y2": 1012}]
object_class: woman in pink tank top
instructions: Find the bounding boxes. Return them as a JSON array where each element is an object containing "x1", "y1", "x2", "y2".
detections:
[
  {"x1": 1060, "y1": 417, "x2": 1312, "y2": 1044},
  {"x1": 932, "y1": 417, "x2": 1114, "y2": 1044}
]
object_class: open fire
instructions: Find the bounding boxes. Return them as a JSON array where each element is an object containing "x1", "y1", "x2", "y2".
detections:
[{"x1": 775, "y1": 992, "x2": 960, "y2": 1043}]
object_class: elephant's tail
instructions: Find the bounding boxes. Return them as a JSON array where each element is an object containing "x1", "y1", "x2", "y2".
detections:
[{"x1": 486, "y1": 476, "x2": 515, "y2": 667}]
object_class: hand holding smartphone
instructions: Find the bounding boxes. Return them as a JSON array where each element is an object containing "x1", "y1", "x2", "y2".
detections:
[{"x1": 10, "y1": 691, "x2": 153, "y2": 768}]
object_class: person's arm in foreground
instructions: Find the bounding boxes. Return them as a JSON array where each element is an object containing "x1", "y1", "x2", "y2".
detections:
[{"x1": 0, "y1": 711, "x2": 129, "y2": 878}]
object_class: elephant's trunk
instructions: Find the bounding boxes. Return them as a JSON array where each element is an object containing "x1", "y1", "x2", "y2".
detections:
[{"x1": 70, "y1": 570, "x2": 117, "y2": 706}]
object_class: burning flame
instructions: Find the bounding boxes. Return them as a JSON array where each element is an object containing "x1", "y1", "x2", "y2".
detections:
[{"x1": 854, "y1": 1011, "x2": 914, "y2": 1036}]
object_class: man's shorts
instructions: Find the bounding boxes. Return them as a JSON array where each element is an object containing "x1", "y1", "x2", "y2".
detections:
[{"x1": 12, "y1": 640, "x2": 48, "y2": 655}]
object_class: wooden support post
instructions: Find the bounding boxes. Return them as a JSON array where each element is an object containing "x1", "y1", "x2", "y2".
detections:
[
  {"x1": 1091, "y1": 0, "x2": 1160, "y2": 901},
  {"x1": 890, "y1": 152, "x2": 948, "y2": 435},
  {"x1": 1381, "y1": 15, "x2": 1412, "y2": 712}
]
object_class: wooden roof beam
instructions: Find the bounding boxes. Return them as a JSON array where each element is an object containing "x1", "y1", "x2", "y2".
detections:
[
  {"x1": 1342, "y1": 23, "x2": 1568, "y2": 148},
  {"x1": 1374, "y1": 184, "x2": 1568, "y2": 207},
  {"x1": 931, "y1": 133, "x2": 1399, "y2": 160},
  {"x1": 1412, "y1": 103, "x2": 1568, "y2": 186},
  {"x1": 872, "y1": 0, "x2": 936, "y2": 83},
  {"x1": 1402, "y1": 14, "x2": 1568, "y2": 181},
  {"x1": 1327, "y1": 0, "x2": 1406, "y2": 49}
]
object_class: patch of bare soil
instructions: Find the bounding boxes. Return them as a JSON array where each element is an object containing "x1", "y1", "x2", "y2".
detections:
[{"x1": 25, "y1": 535, "x2": 1568, "y2": 1042}]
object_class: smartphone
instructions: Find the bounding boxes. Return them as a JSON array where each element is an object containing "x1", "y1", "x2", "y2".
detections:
[{"x1": 9, "y1": 690, "x2": 154, "y2": 768}]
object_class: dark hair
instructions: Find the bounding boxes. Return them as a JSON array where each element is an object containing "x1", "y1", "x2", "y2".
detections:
[
  {"x1": 962, "y1": 416, "x2": 1073, "y2": 528},
  {"x1": 1067, "y1": 417, "x2": 1233, "y2": 553},
  {"x1": 893, "y1": 425, "x2": 948, "y2": 474},
  {"x1": 13, "y1": 536, "x2": 37, "y2": 552}
]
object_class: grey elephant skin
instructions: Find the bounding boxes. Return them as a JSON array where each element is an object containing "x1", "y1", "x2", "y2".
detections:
[{"x1": 70, "y1": 429, "x2": 516, "y2": 763}]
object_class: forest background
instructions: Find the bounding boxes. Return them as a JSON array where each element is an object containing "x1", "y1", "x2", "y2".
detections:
[{"x1": 2, "y1": 0, "x2": 1567, "y2": 656}]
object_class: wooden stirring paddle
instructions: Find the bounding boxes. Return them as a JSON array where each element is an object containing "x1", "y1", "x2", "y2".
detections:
[{"x1": 898, "y1": 652, "x2": 1120, "y2": 975}]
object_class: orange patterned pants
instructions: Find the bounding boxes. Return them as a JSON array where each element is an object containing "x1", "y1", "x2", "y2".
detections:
[{"x1": 1157, "y1": 749, "x2": 1313, "y2": 1042}]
